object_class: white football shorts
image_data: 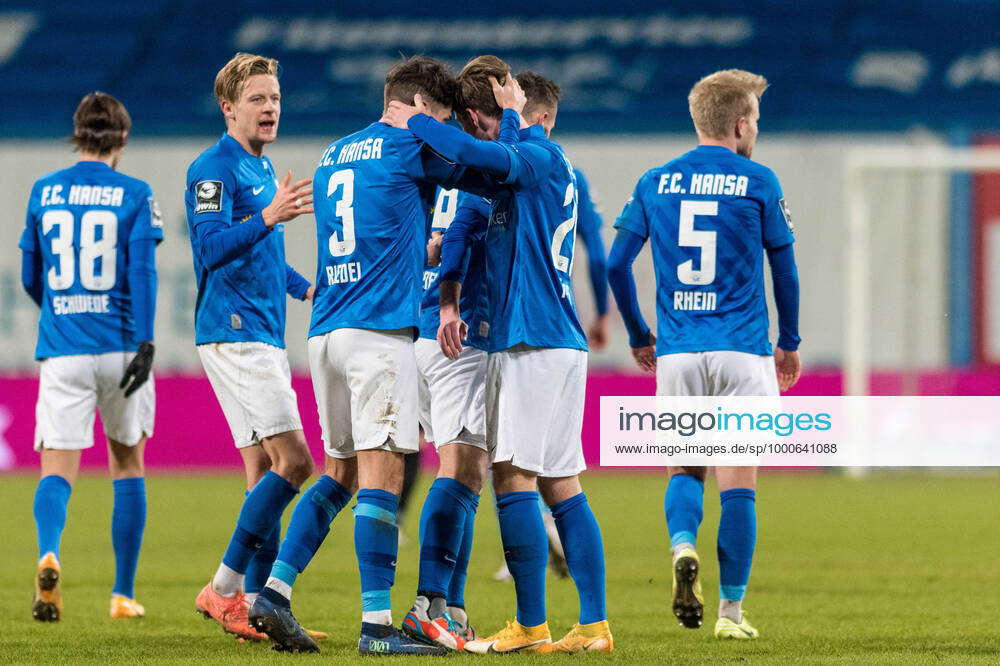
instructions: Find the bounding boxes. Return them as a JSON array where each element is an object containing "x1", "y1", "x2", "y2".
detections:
[
  {"x1": 486, "y1": 344, "x2": 587, "y2": 478},
  {"x1": 34, "y1": 352, "x2": 155, "y2": 451},
  {"x1": 656, "y1": 350, "x2": 779, "y2": 397},
  {"x1": 415, "y1": 338, "x2": 487, "y2": 450},
  {"x1": 308, "y1": 328, "x2": 419, "y2": 458},
  {"x1": 197, "y1": 341, "x2": 302, "y2": 449}
]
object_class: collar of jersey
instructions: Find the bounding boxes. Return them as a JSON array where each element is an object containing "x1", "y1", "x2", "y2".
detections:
[
  {"x1": 220, "y1": 132, "x2": 266, "y2": 161},
  {"x1": 695, "y1": 145, "x2": 736, "y2": 154},
  {"x1": 519, "y1": 124, "x2": 546, "y2": 140},
  {"x1": 75, "y1": 160, "x2": 112, "y2": 170}
]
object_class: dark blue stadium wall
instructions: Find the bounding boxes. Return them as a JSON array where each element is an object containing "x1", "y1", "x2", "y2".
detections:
[{"x1": 3, "y1": 0, "x2": 1000, "y2": 137}]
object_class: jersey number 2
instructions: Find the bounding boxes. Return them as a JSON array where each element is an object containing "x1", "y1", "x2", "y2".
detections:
[
  {"x1": 42, "y1": 210, "x2": 118, "y2": 291},
  {"x1": 327, "y1": 169, "x2": 356, "y2": 257},
  {"x1": 551, "y1": 182, "x2": 578, "y2": 272},
  {"x1": 677, "y1": 200, "x2": 717, "y2": 285}
]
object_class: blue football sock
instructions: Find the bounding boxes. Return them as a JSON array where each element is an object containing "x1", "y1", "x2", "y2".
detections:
[
  {"x1": 447, "y1": 492, "x2": 479, "y2": 609},
  {"x1": 273, "y1": 474, "x2": 353, "y2": 584},
  {"x1": 551, "y1": 493, "x2": 607, "y2": 624},
  {"x1": 221, "y1": 471, "x2": 298, "y2": 574},
  {"x1": 354, "y1": 488, "x2": 399, "y2": 615},
  {"x1": 417, "y1": 477, "x2": 477, "y2": 600},
  {"x1": 33, "y1": 475, "x2": 72, "y2": 560},
  {"x1": 111, "y1": 477, "x2": 146, "y2": 599},
  {"x1": 496, "y1": 491, "x2": 548, "y2": 627},
  {"x1": 718, "y1": 488, "x2": 756, "y2": 601},
  {"x1": 245, "y1": 521, "x2": 279, "y2": 595},
  {"x1": 665, "y1": 473, "x2": 705, "y2": 548}
]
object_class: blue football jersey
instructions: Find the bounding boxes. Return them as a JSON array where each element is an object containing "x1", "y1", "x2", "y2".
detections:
[
  {"x1": 419, "y1": 188, "x2": 489, "y2": 342},
  {"x1": 310, "y1": 123, "x2": 461, "y2": 338},
  {"x1": 185, "y1": 134, "x2": 292, "y2": 348},
  {"x1": 614, "y1": 145, "x2": 795, "y2": 356},
  {"x1": 19, "y1": 161, "x2": 163, "y2": 359},
  {"x1": 468, "y1": 125, "x2": 587, "y2": 353}
]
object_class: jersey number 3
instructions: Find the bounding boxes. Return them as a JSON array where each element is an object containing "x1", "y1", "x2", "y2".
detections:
[
  {"x1": 677, "y1": 199, "x2": 717, "y2": 285},
  {"x1": 327, "y1": 169, "x2": 356, "y2": 257},
  {"x1": 42, "y1": 210, "x2": 118, "y2": 291}
]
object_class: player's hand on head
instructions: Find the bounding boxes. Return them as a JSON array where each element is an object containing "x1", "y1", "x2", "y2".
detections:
[
  {"x1": 383, "y1": 100, "x2": 421, "y2": 129},
  {"x1": 426, "y1": 232, "x2": 443, "y2": 267},
  {"x1": 490, "y1": 74, "x2": 526, "y2": 115},
  {"x1": 631, "y1": 333, "x2": 657, "y2": 373},
  {"x1": 437, "y1": 312, "x2": 468, "y2": 361},
  {"x1": 774, "y1": 348, "x2": 801, "y2": 392},
  {"x1": 587, "y1": 314, "x2": 610, "y2": 351},
  {"x1": 263, "y1": 170, "x2": 313, "y2": 227},
  {"x1": 120, "y1": 342, "x2": 154, "y2": 398}
]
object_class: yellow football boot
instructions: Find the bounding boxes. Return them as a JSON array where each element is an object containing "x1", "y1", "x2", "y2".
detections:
[
  {"x1": 304, "y1": 628, "x2": 328, "y2": 641},
  {"x1": 540, "y1": 620, "x2": 614, "y2": 654},
  {"x1": 110, "y1": 594, "x2": 146, "y2": 619},
  {"x1": 32, "y1": 552, "x2": 62, "y2": 622},
  {"x1": 672, "y1": 547, "x2": 704, "y2": 629},
  {"x1": 714, "y1": 612, "x2": 759, "y2": 640},
  {"x1": 464, "y1": 620, "x2": 551, "y2": 654}
]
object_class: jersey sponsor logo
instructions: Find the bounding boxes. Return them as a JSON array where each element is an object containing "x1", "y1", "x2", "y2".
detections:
[
  {"x1": 779, "y1": 198, "x2": 794, "y2": 232},
  {"x1": 673, "y1": 290, "x2": 717, "y2": 311},
  {"x1": 252, "y1": 184, "x2": 266, "y2": 195},
  {"x1": 195, "y1": 180, "x2": 223, "y2": 213},
  {"x1": 148, "y1": 197, "x2": 163, "y2": 228}
]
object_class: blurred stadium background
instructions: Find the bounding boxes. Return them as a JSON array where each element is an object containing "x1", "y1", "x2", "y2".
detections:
[{"x1": 3, "y1": 1, "x2": 1000, "y2": 471}]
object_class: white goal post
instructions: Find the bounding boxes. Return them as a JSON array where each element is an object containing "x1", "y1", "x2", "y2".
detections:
[{"x1": 843, "y1": 147, "x2": 1000, "y2": 397}]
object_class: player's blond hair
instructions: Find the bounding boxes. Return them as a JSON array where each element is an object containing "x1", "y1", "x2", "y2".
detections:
[
  {"x1": 688, "y1": 69, "x2": 768, "y2": 139},
  {"x1": 214, "y1": 52, "x2": 279, "y2": 104}
]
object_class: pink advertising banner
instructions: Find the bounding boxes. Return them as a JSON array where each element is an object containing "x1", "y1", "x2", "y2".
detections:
[{"x1": 1, "y1": 368, "x2": 997, "y2": 471}]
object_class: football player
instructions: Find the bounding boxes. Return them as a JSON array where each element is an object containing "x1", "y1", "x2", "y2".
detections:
[
  {"x1": 184, "y1": 52, "x2": 317, "y2": 642},
  {"x1": 248, "y1": 56, "x2": 476, "y2": 656},
  {"x1": 21, "y1": 92, "x2": 162, "y2": 621},
  {"x1": 608, "y1": 69, "x2": 802, "y2": 640},
  {"x1": 386, "y1": 60, "x2": 613, "y2": 654}
]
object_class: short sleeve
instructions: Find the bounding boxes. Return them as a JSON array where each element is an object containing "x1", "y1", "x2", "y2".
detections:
[
  {"x1": 130, "y1": 184, "x2": 166, "y2": 244},
  {"x1": 761, "y1": 169, "x2": 795, "y2": 249},
  {"x1": 19, "y1": 186, "x2": 39, "y2": 251},
  {"x1": 613, "y1": 173, "x2": 651, "y2": 241}
]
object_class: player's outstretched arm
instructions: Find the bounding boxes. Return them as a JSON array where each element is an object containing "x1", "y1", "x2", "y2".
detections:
[
  {"x1": 608, "y1": 228, "x2": 655, "y2": 372},
  {"x1": 193, "y1": 171, "x2": 312, "y2": 271},
  {"x1": 767, "y1": 242, "x2": 802, "y2": 391}
]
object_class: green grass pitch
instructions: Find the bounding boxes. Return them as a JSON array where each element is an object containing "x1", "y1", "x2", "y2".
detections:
[{"x1": 1, "y1": 472, "x2": 998, "y2": 664}]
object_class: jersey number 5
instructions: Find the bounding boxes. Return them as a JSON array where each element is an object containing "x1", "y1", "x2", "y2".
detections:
[
  {"x1": 327, "y1": 169, "x2": 356, "y2": 257},
  {"x1": 42, "y1": 210, "x2": 118, "y2": 291},
  {"x1": 677, "y1": 199, "x2": 717, "y2": 285}
]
